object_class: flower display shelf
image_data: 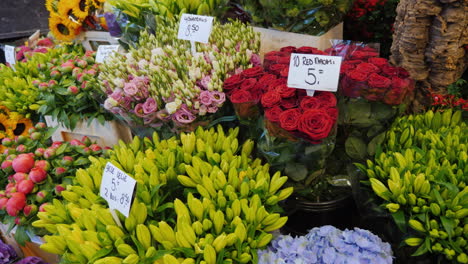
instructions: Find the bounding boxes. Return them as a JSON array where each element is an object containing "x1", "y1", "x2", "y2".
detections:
[{"x1": 44, "y1": 116, "x2": 132, "y2": 147}]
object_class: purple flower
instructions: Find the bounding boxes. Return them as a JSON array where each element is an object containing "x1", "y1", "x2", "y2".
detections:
[
  {"x1": 207, "y1": 106, "x2": 218, "y2": 113},
  {"x1": 124, "y1": 82, "x2": 138, "y2": 96},
  {"x1": 134, "y1": 103, "x2": 145, "y2": 117},
  {"x1": 250, "y1": 53, "x2": 262, "y2": 67},
  {"x1": 199, "y1": 90, "x2": 213, "y2": 106},
  {"x1": 142, "y1": 98, "x2": 157, "y2": 114},
  {"x1": 0, "y1": 240, "x2": 17, "y2": 264},
  {"x1": 211, "y1": 91, "x2": 225, "y2": 106},
  {"x1": 15, "y1": 256, "x2": 48, "y2": 264},
  {"x1": 104, "y1": 12, "x2": 122, "y2": 37},
  {"x1": 173, "y1": 105, "x2": 196, "y2": 124}
]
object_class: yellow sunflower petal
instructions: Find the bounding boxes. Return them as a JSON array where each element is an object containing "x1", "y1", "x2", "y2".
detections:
[
  {"x1": 46, "y1": 0, "x2": 60, "y2": 13},
  {"x1": 49, "y1": 14, "x2": 79, "y2": 42},
  {"x1": 73, "y1": 0, "x2": 91, "y2": 20}
]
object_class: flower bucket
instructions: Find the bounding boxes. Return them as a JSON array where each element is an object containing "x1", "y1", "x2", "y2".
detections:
[
  {"x1": 19, "y1": 237, "x2": 60, "y2": 264},
  {"x1": 282, "y1": 193, "x2": 358, "y2": 236},
  {"x1": 44, "y1": 116, "x2": 132, "y2": 147},
  {"x1": 0, "y1": 223, "x2": 23, "y2": 257}
]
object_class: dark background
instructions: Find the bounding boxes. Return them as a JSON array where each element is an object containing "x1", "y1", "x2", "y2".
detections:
[{"x1": 0, "y1": 0, "x2": 49, "y2": 40}]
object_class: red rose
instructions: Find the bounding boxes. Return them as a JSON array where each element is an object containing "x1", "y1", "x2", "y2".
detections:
[
  {"x1": 241, "y1": 66, "x2": 265, "y2": 78},
  {"x1": 340, "y1": 63, "x2": 356, "y2": 74},
  {"x1": 296, "y1": 46, "x2": 318, "y2": 54},
  {"x1": 316, "y1": 91, "x2": 337, "y2": 108},
  {"x1": 230, "y1": 89, "x2": 253, "y2": 104},
  {"x1": 261, "y1": 90, "x2": 282, "y2": 108},
  {"x1": 265, "y1": 106, "x2": 283, "y2": 122},
  {"x1": 223, "y1": 74, "x2": 244, "y2": 91},
  {"x1": 281, "y1": 97, "x2": 299, "y2": 109},
  {"x1": 276, "y1": 84, "x2": 296, "y2": 98},
  {"x1": 368, "y1": 57, "x2": 388, "y2": 68},
  {"x1": 256, "y1": 74, "x2": 277, "y2": 92},
  {"x1": 359, "y1": 46, "x2": 379, "y2": 53},
  {"x1": 280, "y1": 46, "x2": 297, "y2": 53},
  {"x1": 298, "y1": 109, "x2": 334, "y2": 141},
  {"x1": 356, "y1": 62, "x2": 380, "y2": 74},
  {"x1": 277, "y1": 56, "x2": 291, "y2": 64},
  {"x1": 280, "y1": 67, "x2": 289, "y2": 78},
  {"x1": 268, "y1": 64, "x2": 288, "y2": 75},
  {"x1": 391, "y1": 76, "x2": 409, "y2": 92},
  {"x1": 347, "y1": 70, "x2": 368, "y2": 82},
  {"x1": 327, "y1": 107, "x2": 339, "y2": 121},
  {"x1": 381, "y1": 65, "x2": 399, "y2": 76},
  {"x1": 267, "y1": 78, "x2": 287, "y2": 91},
  {"x1": 396, "y1": 67, "x2": 410, "y2": 78},
  {"x1": 240, "y1": 78, "x2": 257, "y2": 91},
  {"x1": 279, "y1": 109, "x2": 302, "y2": 131},
  {"x1": 265, "y1": 51, "x2": 285, "y2": 57},
  {"x1": 350, "y1": 51, "x2": 378, "y2": 60},
  {"x1": 346, "y1": 60, "x2": 364, "y2": 65},
  {"x1": 382, "y1": 76, "x2": 410, "y2": 105},
  {"x1": 368, "y1": 73, "x2": 391, "y2": 89},
  {"x1": 313, "y1": 50, "x2": 328, "y2": 55},
  {"x1": 300, "y1": 96, "x2": 321, "y2": 110}
]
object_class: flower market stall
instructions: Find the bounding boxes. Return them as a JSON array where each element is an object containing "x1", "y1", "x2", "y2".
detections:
[{"x1": 0, "y1": 0, "x2": 466, "y2": 263}]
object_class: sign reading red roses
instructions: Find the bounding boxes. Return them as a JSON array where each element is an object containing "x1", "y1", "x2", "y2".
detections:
[{"x1": 287, "y1": 53, "x2": 343, "y2": 92}]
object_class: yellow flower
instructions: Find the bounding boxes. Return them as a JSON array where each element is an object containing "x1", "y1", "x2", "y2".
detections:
[
  {"x1": 49, "y1": 14, "x2": 79, "y2": 42},
  {"x1": 14, "y1": 118, "x2": 33, "y2": 137},
  {"x1": 58, "y1": 0, "x2": 89, "y2": 22},
  {"x1": 46, "y1": 0, "x2": 60, "y2": 13},
  {"x1": 89, "y1": 0, "x2": 104, "y2": 9},
  {"x1": 0, "y1": 114, "x2": 14, "y2": 138}
]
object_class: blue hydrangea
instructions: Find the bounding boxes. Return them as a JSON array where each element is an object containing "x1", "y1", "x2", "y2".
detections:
[{"x1": 258, "y1": 225, "x2": 393, "y2": 264}]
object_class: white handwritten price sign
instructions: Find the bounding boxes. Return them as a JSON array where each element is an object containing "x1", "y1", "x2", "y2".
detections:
[
  {"x1": 177, "y1": 13, "x2": 214, "y2": 44},
  {"x1": 4, "y1": 45, "x2": 16, "y2": 66},
  {"x1": 95, "y1": 45, "x2": 120, "y2": 63},
  {"x1": 287, "y1": 53, "x2": 342, "y2": 92},
  {"x1": 100, "y1": 162, "x2": 136, "y2": 217}
]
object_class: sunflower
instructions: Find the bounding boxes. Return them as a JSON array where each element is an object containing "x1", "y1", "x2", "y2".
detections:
[
  {"x1": 88, "y1": 0, "x2": 104, "y2": 9},
  {"x1": 46, "y1": 0, "x2": 60, "y2": 13},
  {"x1": 0, "y1": 114, "x2": 14, "y2": 138},
  {"x1": 58, "y1": 0, "x2": 89, "y2": 22},
  {"x1": 13, "y1": 118, "x2": 33, "y2": 136},
  {"x1": 49, "y1": 14, "x2": 80, "y2": 42}
]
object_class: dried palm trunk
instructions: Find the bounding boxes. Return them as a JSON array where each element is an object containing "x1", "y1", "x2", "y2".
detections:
[{"x1": 390, "y1": 0, "x2": 468, "y2": 112}]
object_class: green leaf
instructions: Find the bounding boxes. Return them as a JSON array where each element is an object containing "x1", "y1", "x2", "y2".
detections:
[
  {"x1": 367, "y1": 132, "x2": 386, "y2": 156},
  {"x1": 440, "y1": 216, "x2": 455, "y2": 238},
  {"x1": 284, "y1": 162, "x2": 308, "y2": 182},
  {"x1": 411, "y1": 238, "x2": 429, "y2": 256},
  {"x1": 88, "y1": 246, "x2": 113, "y2": 263},
  {"x1": 73, "y1": 157, "x2": 90, "y2": 166},
  {"x1": 14, "y1": 225, "x2": 30, "y2": 246},
  {"x1": 55, "y1": 143, "x2": 68, "y2": 156},
  {"x1": 371, "y1": 102, "x2": 395, "y2": 120},
  {"x1": 345, "y1": 137, "x2": 367, "y2": 160},
  {"x1": 391, "y1": 210, "x2": 407, "y2": 233}
]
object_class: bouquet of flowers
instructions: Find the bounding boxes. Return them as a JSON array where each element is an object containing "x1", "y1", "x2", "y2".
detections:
[
  {"x1": 0, "y1": 239, "x2": 17, "y2": 264},
  {"x1": 45, "y1": 0, "x2": 106, "y2": 41},
  {"x1": 33, "y1": 46, "x2": 113, "y2": 129},
  {"x1": 99, "y1": 16, "x2": 260, "y2": 133},
  {"x1": 344, "y1": 0, "x2": 399, "y2": 57},
  {"x1": 15, "y1": 38, "x2": 55, "y2": 63},
  {"x1": 327, "y1": 43, "x2": 415, "y2": 105},
  {"x1": 0, "y1": 124, "x2": 105, "y2": 244},
  {"x1": 238, "y1": 0, "x2": 353, "y2": 36},
  {"x1": 223, "y1": 46, "x2": 338, "y2": 200},
  {"x1": 258, "y1": 225, "x2": 393, "y2": 263}
]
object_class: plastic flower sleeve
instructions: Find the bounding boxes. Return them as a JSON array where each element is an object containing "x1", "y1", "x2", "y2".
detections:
[{"x1": 240, "y1": 0, "x2": 353, "y2": 36}]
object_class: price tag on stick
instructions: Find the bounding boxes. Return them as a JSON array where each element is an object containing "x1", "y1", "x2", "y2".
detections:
[
  {"x1": 177, "y1": 14, "x2": 214, "y2": 44},
  {"x1": 4, "y1": 45, "x2": 16, "y2": 66},
  {"x1": 287, "y1": 53, "x2": 342, "y2": 93},
  {"x1": 95, "y1": 45, "x2": 120, "y2": 63},
  {"x1": 100, "y1": 162, "x2": 136, "y2": 218}
]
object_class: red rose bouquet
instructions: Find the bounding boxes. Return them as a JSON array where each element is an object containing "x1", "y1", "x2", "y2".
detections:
[
  {"x1": 223, "y1": 46, "x2": 339, "y2": 200},
  {"x1": 327, "y1": 43, "x2": 415, "y2": 105}
]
